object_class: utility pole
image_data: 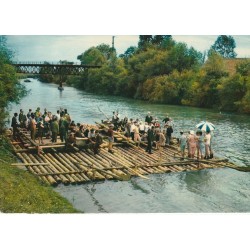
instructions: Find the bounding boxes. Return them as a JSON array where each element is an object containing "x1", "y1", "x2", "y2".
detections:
[{"x1": 112, "y1": 36, "x2": 115, "y2": 51}]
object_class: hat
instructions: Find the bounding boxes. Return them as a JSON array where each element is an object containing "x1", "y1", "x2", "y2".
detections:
[
  {"x1": 109, "y1": 124, "x2": 114, "y2": 127},
  {"x1": 148, "y1": 112, "x2": 151, "y2": 114},
  {"x1": 180, "y1": 130, "x2": 183, "y2": 133},
  {"x1": 190, "y1": 130, "x2": 194, "y2": 135}
]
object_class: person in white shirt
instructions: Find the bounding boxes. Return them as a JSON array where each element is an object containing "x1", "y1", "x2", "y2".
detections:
[
  {"x1": 204, "y1": 132, "x2": 211, "y2": 159},
  {"x1": 55, "y1": 110, "x2": 60, "y2": 121},
  {"x1": 139, "y1": 122, "x2": 145, "y2": 134},
  {"x1": 133, "y1": 123, "x2": 141, "y2": 147},
  {"x1": 179, "y1": 131, "x2": 187, "y2": 159}
]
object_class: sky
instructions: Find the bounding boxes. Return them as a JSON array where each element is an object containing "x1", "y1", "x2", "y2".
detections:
[{"x1": 6, "y1": 35, "x2": 250, "y2": 62}]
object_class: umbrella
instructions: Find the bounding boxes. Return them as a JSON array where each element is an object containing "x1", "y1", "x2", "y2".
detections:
[{"x1": 195, "y1": 121, "x2": 215, "y2": 132}]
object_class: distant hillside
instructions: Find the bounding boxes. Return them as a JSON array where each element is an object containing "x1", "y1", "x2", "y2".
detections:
[{"x1": 224, "y1": 58, "x2": 250, "y2": 75}]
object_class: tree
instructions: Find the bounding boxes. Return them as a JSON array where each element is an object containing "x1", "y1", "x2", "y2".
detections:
[
  {"x1": 77, "y1": 47, "x2": 106, "y2": 65},
  {"x1": 238, "y1": 81, "x2": 250, "y2": 113},
  {"x1": 218, "y1": 74, "x2": 247, "y2": 111},
  {"x1": 96, "y1": 43, "x2": 114, "y2": 60},
  {"x1": 119, "y1": 46, "x2": 137, "y2": 60},
  {"x1": 138, "y1": 35, "x2": 153, "y2": 49},
  {"x1": 0, "y1": 36, "x2": 27, "y2": 132},
  {"x1": 203, "y1": 50, "x2": 227, "y2": 76},
  {"x1": 167, "y1": 43, "x2": 203, "y2": 73},
  {"x1": 236, "y1": 59, "x2": 250, "y2": 76},
  {"x1": 197, "y1": 51, "x2": 228, "y2": 108},
  {"x1": 152, "y1": 35, "x2": 172, "y2": 45},
  {"x1": 211, "y1": 35, "x2": 237, "y2": 58},
  {"x1": 0, "y1": 36, "x2": 14, "y2": 63},
  {"x1": 138, "y1": 35, "x2": 172, "y2": 49}
]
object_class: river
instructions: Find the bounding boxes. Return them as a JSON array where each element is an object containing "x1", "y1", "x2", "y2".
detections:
[{"x1": 10, "y1": 79, "x2": 250, "y2": 213}]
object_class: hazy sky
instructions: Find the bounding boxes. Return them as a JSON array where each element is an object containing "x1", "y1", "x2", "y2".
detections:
[{"x1": 6, "y1": 35, "x2": 250, "y2": 62}]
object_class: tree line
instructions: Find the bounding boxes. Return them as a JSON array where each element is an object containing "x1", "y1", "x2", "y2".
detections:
[{"x1": 63, "y1": 35, "x2": 249, "y2": 114}]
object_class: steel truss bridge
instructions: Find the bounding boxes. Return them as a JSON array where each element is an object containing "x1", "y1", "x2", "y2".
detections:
[{"x1": 12, "y1": 62, "x2": 101, "y2": 75}]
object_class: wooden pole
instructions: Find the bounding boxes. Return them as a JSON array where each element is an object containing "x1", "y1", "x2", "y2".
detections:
[{"x1": 11, "y1": 162, "x2": 49, "y2": 166}]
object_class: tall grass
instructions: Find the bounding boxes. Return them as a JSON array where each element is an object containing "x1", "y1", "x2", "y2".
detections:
[{"x1": 0, "y1": 136, "x2": 79, "y2": 213}]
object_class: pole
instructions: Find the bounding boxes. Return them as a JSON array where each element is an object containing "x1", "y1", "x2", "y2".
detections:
[{"x1": 112, "y1": 36, "x2": 115, "y2": 51}]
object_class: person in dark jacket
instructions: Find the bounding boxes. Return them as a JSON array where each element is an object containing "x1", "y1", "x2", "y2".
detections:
[
  {"x1": 59, "y1": 115, "x2": 69, "y2": 142},
  {"x1": 11, "y1": 113, "x2": 19, "y2": 139},
  {"x1": 166, "y1": 125, "x2": 173, "y2": 145},
  {"x1": 146, "y1": 126, "x2": 154, "y2": 154},
  {"x1": 145, "y1": 112, "x2": 153, "y2": 124},
  {"x1": 162, "y1": 114, "x2": 170, "y2": 125},
  {"x1": 51, "y1": 117, "x2": 59, "y2": 143}
]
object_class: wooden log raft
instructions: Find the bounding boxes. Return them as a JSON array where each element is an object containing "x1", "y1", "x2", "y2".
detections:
[{"x1": 10, "y1": 127, "x2": 247, "y2": 186}]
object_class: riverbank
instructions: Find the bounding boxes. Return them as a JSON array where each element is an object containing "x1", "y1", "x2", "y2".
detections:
[{"x1": 0, "y1": 136, "x2": 79, "y2": 213}]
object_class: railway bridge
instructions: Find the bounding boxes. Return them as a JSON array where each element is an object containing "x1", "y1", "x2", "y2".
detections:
[{"x1": 12, "y1": 61, "x2": 101, "y2": 88}]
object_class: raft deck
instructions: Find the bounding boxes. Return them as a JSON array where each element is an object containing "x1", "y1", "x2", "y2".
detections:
[{"x1": 8, "y1": 127, "x2": 236, "y2": 186}]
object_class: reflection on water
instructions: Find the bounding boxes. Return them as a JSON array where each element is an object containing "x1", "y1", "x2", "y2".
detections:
[
  {"x1": 181, "y1": 170, "x2": 214, "y2": 195},
  {"x1": 10, "y1": 79, "x2": 250, "y2": 213},
  {"x1": 84, "y1": 183, "x2": 108, "y2": 213},
  {"x1": 130, "y1": 178, "x2": 150, "y2": 194}
]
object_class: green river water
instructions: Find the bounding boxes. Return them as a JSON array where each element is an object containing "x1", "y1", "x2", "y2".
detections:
[{"x1": 10, "y1": 79, "x2": 250, "y2": 213}]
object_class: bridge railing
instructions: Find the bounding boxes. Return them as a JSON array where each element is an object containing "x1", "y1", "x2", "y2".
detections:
[
  {"x1": 12, "y1": 61, "x2": 101, "y2": 75},
  {"x1": 12, "y1": 61, "x2": 82, "y2": 65}
]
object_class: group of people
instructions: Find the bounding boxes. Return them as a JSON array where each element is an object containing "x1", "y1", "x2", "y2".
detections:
[
  {"x1": 11, "y1": 107, "x2": 104, "y2": 154},
  {"x1": 107, "y1": 111, "x2": 214, "y2": 159},
  {"x1": 105, "y1": 111, "x2": 175, "y2": 154},
  {"x1": 12, "y1": 107, "x2": 72, "y2": 144},
  {"x1": 11, "y1": 108, "x2": 214, "y2": 158},
  {"x1": 178, "y1": 130, "x2": 213, "y2": 160}
]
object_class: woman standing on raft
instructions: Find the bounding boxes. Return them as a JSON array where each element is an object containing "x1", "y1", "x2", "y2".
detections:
[{"x1": 107, "y1": 124, "x2": 114, "y2": 153}]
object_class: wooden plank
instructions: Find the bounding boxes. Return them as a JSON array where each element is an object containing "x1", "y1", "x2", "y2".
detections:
[
  {"x1": 11, "y1": 162, "x2": 49, "y2": 166},
  {"x1": 36, "y1": 170, "x2": 88, "y2": 176}
]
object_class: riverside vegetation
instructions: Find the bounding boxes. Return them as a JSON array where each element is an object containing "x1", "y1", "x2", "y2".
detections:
[{"x1": 40, "y1": 35, "x2": 250, "y2": 114}]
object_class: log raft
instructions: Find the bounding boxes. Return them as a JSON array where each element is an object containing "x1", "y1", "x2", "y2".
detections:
[{"x1": 7, "y1": 126, "x2": 240, "y2": 186}]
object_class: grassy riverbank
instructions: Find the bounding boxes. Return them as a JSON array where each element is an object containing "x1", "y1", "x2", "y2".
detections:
[{"x1": 0, "y1": 136, "x2": 78, "y2": 213}]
